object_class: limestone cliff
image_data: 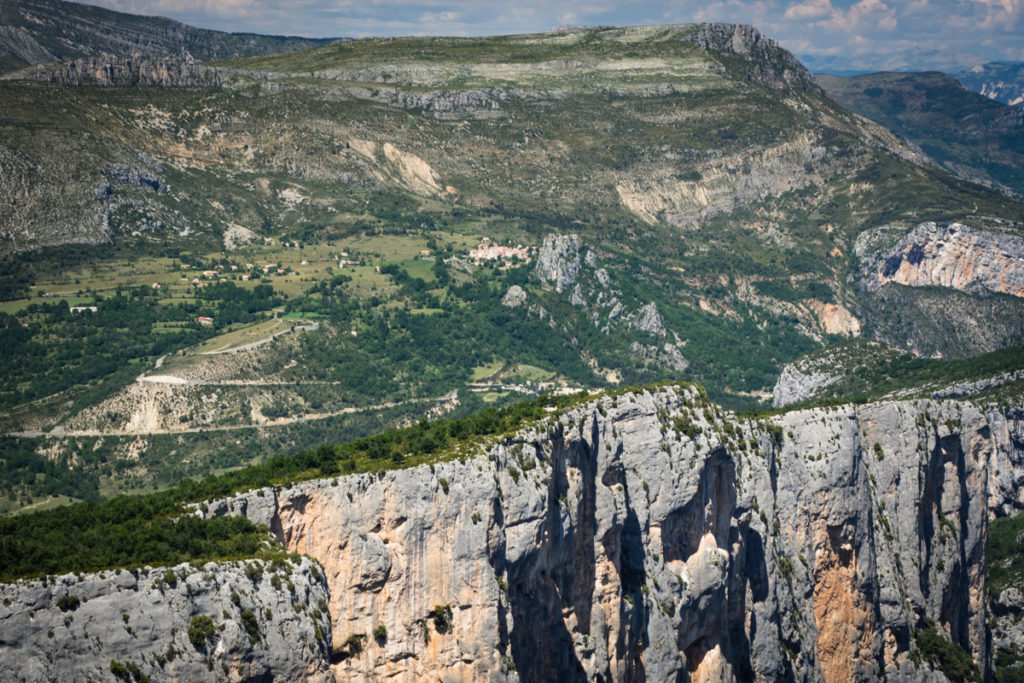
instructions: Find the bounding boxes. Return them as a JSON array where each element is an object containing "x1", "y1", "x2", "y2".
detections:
[
  {"x1": 857, "y1": 222, "x2": 1024, "y2": 298},
  {"x1": 204, "y1": 385, "x2": 1024, "y2": 681},
  {"x1": 853, "y1": 221, "x2": 1024, "y2": 357},
  {"x1": 3, "y1": 56, "x2": 223, "y2": 87},
  {"x1": 0, "y1": 557, "x2": 333, "y2": 682}
]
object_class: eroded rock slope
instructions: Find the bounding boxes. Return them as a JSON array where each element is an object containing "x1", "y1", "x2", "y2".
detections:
[{"x1": 0, "y1": 557, "x2": 333, "y2": 682}]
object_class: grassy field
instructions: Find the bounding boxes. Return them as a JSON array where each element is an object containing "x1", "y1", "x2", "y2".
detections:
[
  {"x1": 471, "y1": 361, "x2": 504, "y2": 380},
  {"x1": 187, "y1": 317, "x2": 294, "y2": 354},
  {"x1": 512, "y1": 364, "x2": 555, "y2": 382}
]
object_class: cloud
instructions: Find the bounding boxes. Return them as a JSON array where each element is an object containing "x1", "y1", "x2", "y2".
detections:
[{"x1": 784, "y1": 0, "x2": 832, "y2": 20}]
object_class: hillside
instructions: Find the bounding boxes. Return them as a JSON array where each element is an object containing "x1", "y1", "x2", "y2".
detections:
[
  {"x1": 816, "y1": 71, "x2": 1024, "y2": 195},
  {"x1": 0, "y1": 0, "x2": 335, "y2": 74},
  {"x1": 0, "y1": 22, "x2": 1023, "y2": 509}
]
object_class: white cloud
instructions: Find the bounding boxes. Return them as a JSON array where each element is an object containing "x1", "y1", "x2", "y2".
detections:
[{"x1": 784, "y1": 0, "x2": 832, "y2": 21}]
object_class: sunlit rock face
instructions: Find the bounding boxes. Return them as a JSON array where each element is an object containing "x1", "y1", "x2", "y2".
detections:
[{"x1": 208, "y1": 386, "x2": 1024, "y2": 681}]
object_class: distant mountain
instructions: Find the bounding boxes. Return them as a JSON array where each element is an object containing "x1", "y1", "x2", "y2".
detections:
[
  {"x1": 800, "y1": 47, "x2": 987, "y2": 76},
  {"x1": 955, "y1": 62, "x2": 1024, "y2": 107},
  {"x1": 0, "y1": 0, "x2": 337, "y2": 74},
  {"x1": 817, "y1": 71, "x2": 1024, "y2": 195}
]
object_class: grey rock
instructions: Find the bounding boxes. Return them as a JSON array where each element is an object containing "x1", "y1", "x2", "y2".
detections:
[
  {"x1": 0, "y1": 558, "x2": 333, "y2": 682},
  {"x1": 627, "y1": 302, "x2": 666, "y2": 336},
  {"x1": 0, "y1": 26, "x2": 55, "y2": 66},
  {"x1": 772, "y1": 362, "x2": 839, "y2": 407},
  {"x1": 534, "y1": 234, "x2": 581, "y2": 293},
  {"x1": 629, "y1": 340, "x2": 690, "y2": 372},
  {"x1": 500, "y1": 284, "x2": 527, "y2": 308},
  {"x1": 5, "y1": 56, "x2": 223, "y2": 88},
  {"x1": 569, "y1": 282, "x2": 587, "y2": 306},
  {"x1": 932, "y1": 369, "x2": 1024, "y2": 399},
  {"x1": 691, "y1": 24, "x2": 817, "y2": 90},
  {"x1": 607, "y1": 298, "x2": 623, "y2": 319}
]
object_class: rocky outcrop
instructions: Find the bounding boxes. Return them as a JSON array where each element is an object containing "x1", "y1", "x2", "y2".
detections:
[
  {"x1": 0, "y1": 26, "x2": 54, "y2": 67},
  {"x1": 534, "y1": 234, "x2": 581, "y2": 293},
  {"x1": 805, "y1": 299, "x2": 861, "y2": 337},
  {"x1": 691, "y1": 23, "x2": 817, "y2": 90},
  {"x1": 205, "y1": 385, "x2": 1024, "y2": 681},
  {"x1": 5, "y1": 56, "x2": 223, "y2": 87},
  {"x1": 853, "y1": 221, "x2": 1024, "y2": 357},
  {"x1": 0, "y1": 557, "x2": 333, "y2": 682},
  {"x1": 501, "y1": 285, "x2": 527, "y2": 307},
  {"x1": 932, "y1": 370, "x2": 1024, "y2": 399},
  {"x1": 629, "y1": 341, "x2": 690, "y2": 372},
  {"x1": 772, "y1": 362, "x2": 839, "y2": 407},
  {"x1": 856, "y1": 222, "x2": 1024, "y2": 298},
  {"x1": 626, "y1": 302, "x2": 667, "y2": 336},
  {"x1": 341, "y1": 86, "x2": 516, "y2": 118},
  {"x1": 614, "y1": 132, "x2": 841, "y2": 227}
]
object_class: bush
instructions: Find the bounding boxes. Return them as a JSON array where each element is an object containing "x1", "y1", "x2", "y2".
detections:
[
  {"x1": 187, "y1": 614, "x2": 216, "y2": 650},
  {"x1": 431, "y1": 604, "x2": 453, "y2": 632},
  {"x1": 913, "y1": 620, "x2": 981, "y2": 682},
  {"x1": 240, "y1": 609, "x2": 260, "y2": 643},
  {"x1": 110, "y1": 660, "x2": 129, "y2": 680},
  {"x1": 244, "y1": 563, "x2": 263, "y2": 582},
  {"x1": 345, "y1": 633, "x2": 365, "y2": 655},
  {"x1": 373, "y1": 624, "x2": 387, "y2": 642},
  {"x1": 57, "y1": 595, "x2": 80, "y2": 612}
]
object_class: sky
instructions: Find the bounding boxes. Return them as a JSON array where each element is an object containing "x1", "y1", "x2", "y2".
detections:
[{"x1": 86, "y1": 0, "x2": 1024, "y2": 69}]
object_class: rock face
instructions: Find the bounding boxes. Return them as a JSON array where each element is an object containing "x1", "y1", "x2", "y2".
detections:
[
  {"x1": 626, "y1": 302, "x2": 667, "y2": 336},
  {"x1": 501, "y1": 285, "x2": 527, "y2": 308},
  {"x1": 4, "y1": 56, "x2": 223, "y2": 87},
  {"x1": 0, "y1": 557, "x2": 333, "y2": 682},
  {"x1": 853, "y1": 221, "x2": 1024, "y2": 358},
  {"x1": 0, "y1": 25, "x2": 54, "y2": 66},
  {"x1": 857, "y1": 222, "x2": 1024, "y2": 298},
  {"x1": 205, "y1": 386, "x2": 1024, "y2": 681},
  {"x1": 772, "y1": 362, "x2": 838, "y2": 407},
  {"x1": 932, "y1": 370, "x2": 1024, "y2": 399},
  {"x1": 534, "y1": 234, "x2": 581, "y2": 293},
  {"x1": 805, "y1": 299, "x2": 861, "y2": 337},
  {"x1": 692, "y1": 23, "x2": 816, "y2": 90}
]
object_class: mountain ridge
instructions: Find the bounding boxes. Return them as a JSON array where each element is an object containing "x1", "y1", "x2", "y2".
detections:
[{"x1": 0, "y1": 0, "x2": 337, "y2": 74}]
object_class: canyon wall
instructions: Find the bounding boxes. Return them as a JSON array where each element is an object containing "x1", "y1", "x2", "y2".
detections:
[{"x1": 207, "y1": 386, "x2": 1024, "y2": 681}]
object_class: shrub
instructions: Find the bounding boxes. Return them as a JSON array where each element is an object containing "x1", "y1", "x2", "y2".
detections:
[
  {"x1": 345, "y1": 633, "x2": 365, "y2": 655},
  {"x1": 240, "y1": 609, "x2": 260, "y2": 643},
  {"x1": 110, "y1": 660, "x2": 129, "y2": 681},
  {"x1": 373, "y1": 624, "x2": 387, "y2": 642},
  {"x1": 57, "y1": 595, "x2": 80, "y2": 612},
  {"x1": 244, "y1": 563, "x2": 263, "y2": 582},
  {"x1": 913, "y1": 620, "x2": 981, "y2": 682},
  {"x1": 431, "y1": 604, "x2": 453, "y2": 632},
  {"x1": 188, "y1": 615, "x2": 216, "y2": 650}
]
